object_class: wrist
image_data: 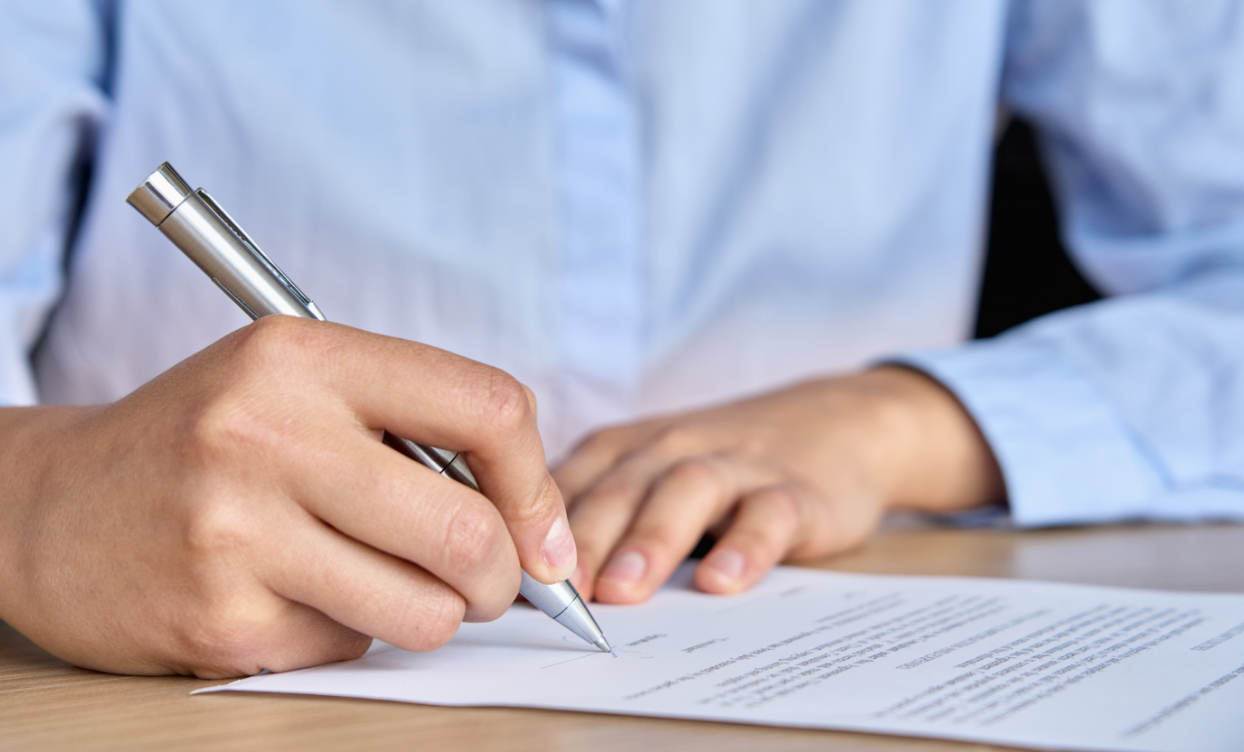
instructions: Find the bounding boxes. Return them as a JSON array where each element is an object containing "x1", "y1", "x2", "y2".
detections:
[
  {"x1": 862, "y1": 366, "x2": 1005, "y2": 514},
  {"x1": 0, "y1": 405, "x2": 92, "y2": 625}
]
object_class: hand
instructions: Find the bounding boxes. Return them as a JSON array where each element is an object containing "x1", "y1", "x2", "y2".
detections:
[
  {"x1": 555, "y1": 366, "x2": 1003, "y2": 604},
  {"x1": 0, "y1": 316, "x2": 574, "y2": 678}
]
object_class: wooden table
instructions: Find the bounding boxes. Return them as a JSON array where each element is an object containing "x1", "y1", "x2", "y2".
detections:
[{"x1": 4, "y1": 521, "x2": 1242, "y2": 751}]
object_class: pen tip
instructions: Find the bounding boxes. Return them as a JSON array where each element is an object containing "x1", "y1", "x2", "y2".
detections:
[{"x1": 595, "y1": 636, "x2": 612, "y2": 653}]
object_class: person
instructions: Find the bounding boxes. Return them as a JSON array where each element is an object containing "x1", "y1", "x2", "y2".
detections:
[{"x1": 1, "y1": 1, "x2": 1241, "y2": 678}]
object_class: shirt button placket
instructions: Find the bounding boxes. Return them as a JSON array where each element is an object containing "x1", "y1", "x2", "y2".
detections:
[{"x1": 548, "y1": 0, "x2": 644, "y2": 454}]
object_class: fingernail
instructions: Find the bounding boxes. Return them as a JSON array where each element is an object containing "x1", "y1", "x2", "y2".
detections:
[
  {"x1": 704, "y1": 548, "x2": 746, "y2": 583},
  {"x1": 600, "y1": 550, "x2": 647, "y2": 586},
  {"x1": 542, "y1": 515, "x2": 577, "y2": 578}
]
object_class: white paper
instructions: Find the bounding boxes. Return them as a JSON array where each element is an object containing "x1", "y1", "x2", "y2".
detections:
[{"x1": 200, "y1": 565, "x2": 1244, "y2": 751}]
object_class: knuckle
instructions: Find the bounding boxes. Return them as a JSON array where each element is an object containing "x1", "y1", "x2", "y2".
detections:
[
  {"x1": 581, "y1": 469, "x2": 641, "y2": 508},
  {"x1": 441, "y1": 502, "x2": 504, "y2": 578},
  {"x1": 631, "y1": 516, "x2": 688, "y2": 552},
  {"x1": 742, "y1": 489, "x2": 802, "y2": 553},
  {"x1": 407, "y1": 592, "x2": 466, "y2": 652},
  {"x1": 759, "y1": 486, "x2": 801, "y2": 521},
  {"x1": 576, "y1": 425, "x2": 625, "y2": 456},
  {"x1": 465, "y1": 583, "x2": 516, "y2": 623},
  {"x1": 667, "y1": 456, "x2": 729, "y2": 494},
  {"x1": 735, "y1": 429, "x2": 774, "y2": 458},
  {"x1": 636, "y1": 527, "x2": 683, "y2": 554},
  {"x1": 236, "y1": 314, "x2": 318, "y2": 362},
  {"x1": 184, "y1": 393, "x2": 267, "y2": 463},
  {"x1": 182, "y1": 496, "x2": 258, "y2": 560},
  {"x1": 740, "y1": 518, "x2": 788, "y2": 556},
  {"x1": 334, "y1": 632, "x2": 374, "y2": 662},
  {"x1": 475, "y1": 368, "x2": 532, "y2": 437},
  {"x1": 182, "y1": 332, "x2": 332, "y2": 464},
  {"x1": 176, "y1": 601, "x2": 267, "y2": 675},
  {"x1": 505, "y1": 472, "x2": 559, "y2": 528},
  {"x1": 224, "y1": 316, "x2": 331, "y2": 393},
  {"x1": 649, "y1": 425, "x2": 699, "y2": 458}
]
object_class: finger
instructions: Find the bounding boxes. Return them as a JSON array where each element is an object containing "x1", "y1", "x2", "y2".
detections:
[
  {"x1": 564, "y1": 448, "x2": 680, "y2": 599},
  {"x1": 265, "y1": 510, "x2": 469, "y2": 654},
  {"x1": 252, "y1": 318, "x2": 569, "y2": 585},
  {"x1": 287, "y1": 426, "x2": 520, "y2": 622},
  {"x1": 593, "y1": 456, "x2": 773, "y2": 605},
  {"x1": 695, "y1": 486, "x2": 804, "y2": 595},
  {"x1": 554, "y1": 428, "x2": 638, "y2": 506},
  {"x1": 182, "y1": 600, "x2": 373, "y2": 679},
  {"x1": 555, "y1": 419, "x2": 722, "y2": 508},
  {"x1": 491, "y1": 468, "x2": 576, "y2": 587},
  {"x1": 350, "y1": 335, "x2": 568, "y2": 584},
  {"x1": 249, "y1": 603, "x2": 373, "y2": 675}
]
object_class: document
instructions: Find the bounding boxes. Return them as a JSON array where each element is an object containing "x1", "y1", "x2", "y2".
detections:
[{"x1": 200, "y1": 565, "x2": 1244, "y2": 751}]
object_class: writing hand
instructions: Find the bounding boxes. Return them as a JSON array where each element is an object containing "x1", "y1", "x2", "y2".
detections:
[{"x1": 0, "y1": 316, "x2": 573, "y2": 677}]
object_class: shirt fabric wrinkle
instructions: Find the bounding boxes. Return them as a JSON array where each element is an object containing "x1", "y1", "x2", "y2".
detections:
[{"x1": 0, "y1": 0, "x2": 1241, "y2": 527}]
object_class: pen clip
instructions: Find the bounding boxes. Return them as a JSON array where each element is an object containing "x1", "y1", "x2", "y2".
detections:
[{"x1": 196, "y1": 190, "x2": 327, "y2": 321}]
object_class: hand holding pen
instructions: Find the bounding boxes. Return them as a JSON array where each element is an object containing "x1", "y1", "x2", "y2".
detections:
[
  {"x1": 127, "y1": 163, "x2": 609, "y2": 653},
  {"x1": 0, "y1": 165, "x2": 604, "y2": 680}
]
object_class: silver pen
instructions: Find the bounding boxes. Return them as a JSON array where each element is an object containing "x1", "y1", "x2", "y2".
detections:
[{"x1": 127, "y1": 162, "x2": 611, "y2": 653}]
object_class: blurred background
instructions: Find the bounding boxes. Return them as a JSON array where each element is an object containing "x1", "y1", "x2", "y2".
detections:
[{"x1": 975, "y1": 118, "x2": 1100, "y2": 340}]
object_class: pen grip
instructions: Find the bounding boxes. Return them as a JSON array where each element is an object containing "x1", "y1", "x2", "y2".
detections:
[{"x1": 381, "y1": 432, "x2": 479, "y2": 491}]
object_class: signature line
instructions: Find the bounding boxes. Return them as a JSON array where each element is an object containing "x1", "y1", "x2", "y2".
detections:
[{"x1": 540, "y1": 652, "x2": 611, "y2": 670}]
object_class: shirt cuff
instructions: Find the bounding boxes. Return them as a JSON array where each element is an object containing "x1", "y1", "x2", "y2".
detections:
[{"x1": 893, "y1": 337, "x2": 1167, "y2": 528}]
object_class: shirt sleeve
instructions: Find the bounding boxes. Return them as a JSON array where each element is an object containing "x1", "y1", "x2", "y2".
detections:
[
  {"x1": 0, "y1": 0, "x2": 111, "y2": 406},
  {"x1": 898, "y1": 0, "x2": 1244, "y2": 526}
]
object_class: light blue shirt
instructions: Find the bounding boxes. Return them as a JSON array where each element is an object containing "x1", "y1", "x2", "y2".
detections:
[{"x1": 2, "y1": 1, "x2": 1243, "y2": 527}]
